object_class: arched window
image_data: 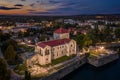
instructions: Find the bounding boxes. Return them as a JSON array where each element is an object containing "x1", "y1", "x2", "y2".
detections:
[
  {"x1": 40, "y1": 49, "x2": 41, "y2": 54},
  {"x1": 45, "y1": 49, "x2": 49, "y2": 55},
  {"x1": 40, "y1": 49, "x2": 43, "y2": 56}
]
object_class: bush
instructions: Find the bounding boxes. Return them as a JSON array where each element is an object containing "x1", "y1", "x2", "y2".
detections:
[{"x1": 14, "y1": 63, "x2": 27, "y2": 75}]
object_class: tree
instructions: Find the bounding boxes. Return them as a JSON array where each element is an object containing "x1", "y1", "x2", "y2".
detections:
[
  {"x1": 84, "y1": 35, "x2": 92, "y2": 47},
  {"x1": 0, "y1": 58, "x2": 7, "y2": 79},
  {"x1": 4, "y1": 45, "x2": 16, "y2": 62},
  {"x1": 1, "y1": 39, "x2": 18, "y2": 56},
  {"x1": 40, "y1": 35, "x2": 47, "y2": 41},
  {"x1": 0, "y1": 33, "x2": 11, "y2": 42},
  {"x1": 25, "y1": 71, "x2": 31, "y2": 80},
  {"x1": 115, "y1": 28, "x2": 120, "y2": 40},
  {"x1": 88, "y1": 29, "x2": 99, "y2": 45},
  {"x1": 0, "y1": 58, "x2": 11, "y2": 80},
  {"x1": 75, "y1": 34, "x2": 92, "y2": 49},
  {"x1": 8, "y1": 39, "x2": 18, "y2": 50},
  {"x1": 103, "y1": 26, "x2": 113, "y2": 42}
]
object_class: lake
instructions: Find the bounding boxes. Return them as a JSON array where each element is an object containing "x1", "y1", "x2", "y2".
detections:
[{"x1": 61, "y1": 59, "x2": 120, "y2": 80}]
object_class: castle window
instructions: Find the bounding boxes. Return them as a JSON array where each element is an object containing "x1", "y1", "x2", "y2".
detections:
[
  {"x1": 45, "y1": 49, "x2": 50, "y2": 55},
  {"x1": 40, "y1": 49, "x2": 41, "y2": 54},
  {"x1": 40, "y1": 49, "x2": 43, "y2": 56}
]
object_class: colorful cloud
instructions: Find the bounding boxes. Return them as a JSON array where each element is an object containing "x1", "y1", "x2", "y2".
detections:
[{"x1": 0, "y1": 0, "x2": 120, "y2": 15}]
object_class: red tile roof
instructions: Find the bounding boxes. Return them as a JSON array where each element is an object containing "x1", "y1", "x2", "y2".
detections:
[
  {"x1": 38, "y1": 38, "x2": 71, "y2": 48},
  {"x1": 54, "y1": 28, "x2": 69, "y2": 34}
]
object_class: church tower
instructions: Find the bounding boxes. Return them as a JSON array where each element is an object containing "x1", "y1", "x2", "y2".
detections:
[{"x1": 53, "y1": 28, "x2": 69, "y2": 40}]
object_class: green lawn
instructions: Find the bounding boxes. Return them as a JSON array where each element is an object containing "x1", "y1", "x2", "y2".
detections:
[
  {"x1": 51, "y1": 55, "x2": 76, "y2": 65},
  {"x1": 38, "y1": 54, "x2": 76, "y2": 67},
  {"x1": 14, "y1": 63, "x2": 27, "y2": 75}
]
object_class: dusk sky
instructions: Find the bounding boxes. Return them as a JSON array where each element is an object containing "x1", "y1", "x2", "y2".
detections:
[{"x1": 0, "y1": 0, "x2": 120, "y2": 15}]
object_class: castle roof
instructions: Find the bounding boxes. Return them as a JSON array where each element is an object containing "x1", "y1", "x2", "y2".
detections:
[
  {"x1": 54, "y1": 28, "x2": 69, "y2": 34},
  {"x1": 38, "y1": 38, "x2": 71, "y2": 48}
]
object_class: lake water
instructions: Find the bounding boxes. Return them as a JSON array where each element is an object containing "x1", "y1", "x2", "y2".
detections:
[{"x1": 61, "y1": 59, "x2": 120, "y2": 80}]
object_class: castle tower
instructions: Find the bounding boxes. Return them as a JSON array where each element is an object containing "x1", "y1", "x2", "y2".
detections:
[{"x1": 54, "y1": 28, "x2": 69, "y2": 40}]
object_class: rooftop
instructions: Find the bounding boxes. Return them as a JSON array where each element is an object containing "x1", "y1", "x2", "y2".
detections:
[
  {"x1": 38, "y1": 38, "x2": 71, "y2": 48},
  {"x1": 54, "y1": 28, "x2": 69, "y2": 34}
]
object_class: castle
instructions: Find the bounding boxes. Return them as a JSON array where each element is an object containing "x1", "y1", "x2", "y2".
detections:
[{"x1": 27, "y1": 28, "x2": 77, "y2": 66}]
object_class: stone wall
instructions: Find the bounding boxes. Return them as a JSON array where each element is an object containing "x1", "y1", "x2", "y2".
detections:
[
  {"x1": 40, "y1": 56, "x2": 86, "y2": 80},
  {"x1": 88, "y1": 53, "x2": 119, "y2": 67}
]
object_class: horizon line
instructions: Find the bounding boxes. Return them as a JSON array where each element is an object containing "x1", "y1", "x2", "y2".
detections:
[{"x1": 0, "y1": 13, "x2": 120, "y2": 17}]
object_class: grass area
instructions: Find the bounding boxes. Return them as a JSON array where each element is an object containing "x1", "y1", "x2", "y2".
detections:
[
  {"x1": 38, "y1": 54, "x2": 76, "y2": 67},
  {"x1": 32, "y1": 55, "x2": 76, "y2": 79},
  {"x1": 89, "y1": 53, "x2": 99, "y2": 57},
  {"x1": 51, "y1": 54, "x2": 76, "y2": 65},
  {"x1": 89, "y1": 49, "x2": 107, "y2": 57},
  {"x1": 14, "y1": 63, "x2": 27, "y2": 75}
]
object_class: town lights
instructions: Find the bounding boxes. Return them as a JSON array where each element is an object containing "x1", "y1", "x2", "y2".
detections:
[
  {"x1": 28, "y1": 40, "x2": 31, "y2": 43},
  {"x1": 100, "y1": 46, "x2": 104, "y2": 50}
]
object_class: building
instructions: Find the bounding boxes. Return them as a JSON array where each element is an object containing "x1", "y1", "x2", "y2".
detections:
[
  {"x1": 35, "y1": 38, "x2": 76, "y2": 65},
  {"x1": 64, "y1": 19, "x2": 76, "y2": 24},
  {"x1": 11, "y1": 27, "x2": 28, "y2": 33},
  {"x1": 16, "y1": 22, "x2": 32, "y2": 27},
  {"x1": 54, "y1": 28, "x2": 69, "y2": 40},
  {"x1": 27, "y1": 28, "x2": 77, "y2": 66}
]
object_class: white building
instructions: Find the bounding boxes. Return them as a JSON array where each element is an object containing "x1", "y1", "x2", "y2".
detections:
[
  {"x1": 53, "y1": 28, "x2": 69, "y2": 40},
  {"x1": 27, "y1": 28, "x2": 77, "y2": 66},
  {"x1": 16, "y1": 22, "x2": 32, "y2": 27},
  {"x1": 35, "y1": 38, "x2": 76, "y2": 65},
  {"x1": 64, "y1": 19, "x2": 76, "y2": 24}
]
